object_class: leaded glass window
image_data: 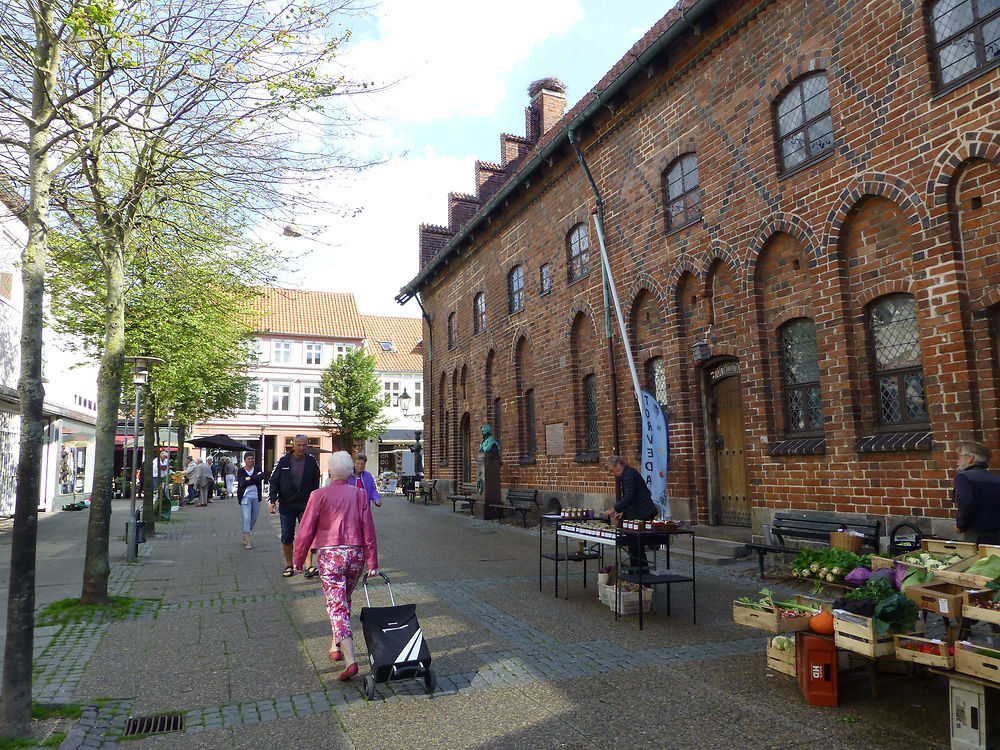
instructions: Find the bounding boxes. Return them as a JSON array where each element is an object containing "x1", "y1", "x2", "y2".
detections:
[
  {"x1": 779, "y1": 318, "x2": 823, "y2": 433},
  {"x1": 447, "y1": 312, "x2": 456, "y2": 350},
  {"x1": 664, "y1": 154, "x2": 701, "y2": 230},
  {"x1": 869, "y1": 294, "x2": 928, "y2": 426},
  {"x1": 508, "y1": 266, "x2": 524, "y2": 314},
  {"x1": 645, "y1": 357, "x2": 668, "y2": 406},
  {"x1": 473, "y1": 293, "x2": 486, "y2": 334},
  {"x1": 583, "y1": 374, "x2": 599, "y2": 451},
  {"x1": 524, "y1": 388, "x2": 537, "y2": 456},
  {"x1": 930, "y1": 0, "x2": 1000, "y2": 88},
  {"x1": 775, "y1": 73, "x2": 834, "y2": 173},
  {"x1": 568, "y1": 224, "x2": 590, "y2": 283}
]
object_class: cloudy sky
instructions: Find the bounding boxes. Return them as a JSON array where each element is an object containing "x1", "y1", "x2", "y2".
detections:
[{"x1": 270, "y1": 1, "x2": 672, "y2": 318}]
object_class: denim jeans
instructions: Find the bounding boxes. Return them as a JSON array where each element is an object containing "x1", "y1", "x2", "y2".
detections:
[{"x1": 240, "y1": 497, "x2": 260, "y2": 533}]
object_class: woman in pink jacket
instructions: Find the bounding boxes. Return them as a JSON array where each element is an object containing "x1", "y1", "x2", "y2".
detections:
[{"x1": 294, "y1": 450, "x2": 378, "y2": 681}]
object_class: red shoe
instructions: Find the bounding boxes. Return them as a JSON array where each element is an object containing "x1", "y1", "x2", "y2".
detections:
[
  {"x1": 329, "y1": 650, "x2": 343, "y2": 661},
  {"x1": 338, "y1": 663, "x2": 358, "y2": 681}
]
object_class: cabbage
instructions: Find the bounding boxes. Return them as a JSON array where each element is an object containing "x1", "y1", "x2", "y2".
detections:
[
  {"x1": 844, "y1": 567, "x2": 871, "y2": 585},
  {"x1": 869, "y1": 567, "x2": 895, "y2": 583}
]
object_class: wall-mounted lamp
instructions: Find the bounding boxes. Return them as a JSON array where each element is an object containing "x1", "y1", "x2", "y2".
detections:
[
  {"x1": 692, "y1": 340, "x2": 712, "y2": 362},
  {"x1": 398, "y1": 388, "x2": 422, "y2": 422}
]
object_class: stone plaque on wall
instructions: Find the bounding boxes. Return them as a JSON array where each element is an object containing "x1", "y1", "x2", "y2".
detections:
[{"x1": 545, "y1": 423, "x2": 564, "y2": 455}]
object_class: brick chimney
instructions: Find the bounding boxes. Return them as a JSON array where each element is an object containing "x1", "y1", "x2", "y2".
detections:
[
  {"x1": 500, "y1": 133, "x2": 531, "y2": 168},
  {"x1": 418, "y1": 223, "x2": 453, "y2": 269},
  {"x1": 475, "y1": 161, "x2": 506, "y2": 203},
  {"x1": 525, "y1": 77, "x2": 567, "y2": 143}
]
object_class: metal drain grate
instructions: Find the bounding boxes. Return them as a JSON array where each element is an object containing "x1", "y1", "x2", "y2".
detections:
[{"x1": 123, "y1": 713, "x2": 184, "y2": 737}]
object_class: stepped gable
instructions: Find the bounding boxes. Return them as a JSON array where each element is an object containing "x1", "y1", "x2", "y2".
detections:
[
  {"x1": 418, "y1": 223, "x2": 453, "y2": 269},
  {"x1": 253, "y1": 287, "x2": 365, "y2": 339},
  {"x1": 448, "y1": 193, "x2": 480, "y2": 234},
  {"x1": 500, "y1": 133, "x2": 531, "y2": 168}
]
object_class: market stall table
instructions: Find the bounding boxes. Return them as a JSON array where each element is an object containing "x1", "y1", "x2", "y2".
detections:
[
  {"x1": 614, "y1": 526, "x2": 696, "y2": 631},
  {"x1": 538, "y1": 515, "x2": 602, "y2": 598}
]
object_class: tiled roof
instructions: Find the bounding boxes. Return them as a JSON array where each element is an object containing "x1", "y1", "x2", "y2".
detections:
[
  {"x1": 362, "y1": 315, "x2": 423, "y2": 372},
  {"x1": 253, "y1": 287, "x2": 365, "y2": 339}
]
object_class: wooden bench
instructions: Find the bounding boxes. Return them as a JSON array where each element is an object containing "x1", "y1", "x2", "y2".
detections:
[
  {"x1": 447, "y1": 482, "x2": 477, "y2": 513},
  {"x1": 490, "y1": 488, "x2": 539, "y2": 528},
  {"x1": 746, "y1": 511, "x2": 881, "y2": 579},
  {"x1": 417, "y1": 478, "x2": 436, "y2": 505}
]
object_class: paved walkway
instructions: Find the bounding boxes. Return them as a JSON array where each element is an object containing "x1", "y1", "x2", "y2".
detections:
[{"x1": 0, "y1": 496, "x2": 954, "y2": 748}]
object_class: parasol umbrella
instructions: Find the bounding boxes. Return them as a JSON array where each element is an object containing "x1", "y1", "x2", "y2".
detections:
[
  {"x1": 188, "y1": 434, "x2": 254, "y2": 451},
  {"x1": 304, "y1": 446, "x2": 333, "y2": 456}
]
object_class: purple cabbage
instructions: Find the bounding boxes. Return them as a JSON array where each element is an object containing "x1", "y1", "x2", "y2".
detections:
[
  {"x1": 844, "y1": 567, "x2": 871, "y2": 585},
  {"x1": 868, "y1": 567, "x2": 896, "y2": 584}
]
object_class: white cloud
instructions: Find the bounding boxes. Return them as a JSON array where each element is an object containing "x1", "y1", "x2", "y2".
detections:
[
  {"x1": 343, "y1": 0, "x2": 583, "y2": 122},
  {"x1": 274, "y1": 147, "x2": 475, "y2": 317}
]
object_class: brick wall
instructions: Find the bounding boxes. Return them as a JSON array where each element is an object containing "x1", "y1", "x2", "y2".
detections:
[{"x1": 413, "y1": 0, "x2": 1000, "y2": 535}]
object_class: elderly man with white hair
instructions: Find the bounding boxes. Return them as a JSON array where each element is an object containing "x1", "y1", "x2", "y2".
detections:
[{"x1": 294, "y1": 450, "x2": 378, "y2": 681}]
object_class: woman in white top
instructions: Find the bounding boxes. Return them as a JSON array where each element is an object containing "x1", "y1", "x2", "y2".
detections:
[{"x1": 236, "y1": 452, "x2": 266, "y2": 549}]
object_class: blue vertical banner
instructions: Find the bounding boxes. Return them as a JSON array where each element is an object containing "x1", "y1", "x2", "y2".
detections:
[{"x1": 640, "y1": 390, "x2": 670, "y2": 519}]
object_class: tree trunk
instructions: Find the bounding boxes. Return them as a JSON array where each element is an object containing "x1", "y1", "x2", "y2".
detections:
[
  {"x1": 1, "y1": 4, "x2": 59, "y2": 737},
  {"x1": 142, "y1": 398, "x2": 155, "y2": 536},
  {"x1": 81, "y1": 255, "x2": 126, "y2": 605}
]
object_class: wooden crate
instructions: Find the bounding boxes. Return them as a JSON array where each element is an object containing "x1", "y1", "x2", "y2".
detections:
[
  {"x1": 766, "y1": 639, "x2": 796, "y2": 677},
  {"x1": 955, "y1": 641, "x2": 1000, "y2": 685},
  {"x1": 962, "y1": 589, "x2": 1000, "y2": 625},
  {"x1": 833, "y1": 609, "x2": 923, "y2": 658},
  {"x1": 894, "y1": 540, "x2": 977, "y2": 576},
  {"x1": 732, "y1": 601, "x2": 815, "y2": 634},
  {"x1": 904, "y1": 581, "x2": 968, "y2": 619},
  {"x1": 893, "y1": 634, "x2": 954, "y2": 669},
  {"x1": 939, "y1": 545, "x2": 1000, "y2": 588},
  {"x1": 795, "y1": 593, "x2": 834, "y2": 613}
]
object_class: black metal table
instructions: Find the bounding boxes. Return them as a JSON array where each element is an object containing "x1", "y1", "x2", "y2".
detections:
[
  {"x1": 538, "y1": 515, "x2": 602, "y2": 598},
  {"x1": 614, "y1": 527, "x2": 696, "y2": 631}
]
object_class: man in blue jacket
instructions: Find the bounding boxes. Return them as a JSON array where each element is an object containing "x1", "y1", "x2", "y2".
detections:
[
  {"x1": 955, "y1": 441, "x2": 1000, "y2": 545},
  {"x1": 268, "y1": 435, "x2": 321, "y2": 578},
  {"x1": 603, "y1": 455, "x2": 658, "y2": 572}
]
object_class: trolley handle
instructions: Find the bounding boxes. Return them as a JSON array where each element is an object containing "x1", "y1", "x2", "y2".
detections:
[{"x1": 363, "y1": 571, "x2": 394, "y2": 607}]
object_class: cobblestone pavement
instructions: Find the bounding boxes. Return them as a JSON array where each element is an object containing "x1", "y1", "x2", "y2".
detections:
[{"x1": 1, "y1": 497, "x2": 955, "y2": 748}]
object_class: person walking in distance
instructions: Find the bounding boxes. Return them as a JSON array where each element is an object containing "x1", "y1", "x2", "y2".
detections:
[
  {"x1": 348, "y1": 453, "x2": 381, "y2": 507},
  {"x1": 195, "y1": 457, "x2": 215, "y2": 507},
  {"x1": 224, "y1": 457, "x2": 237, "y2": 497},
  {"x1": 268, "y1": 435, "x2": 321, "y2": 578}
]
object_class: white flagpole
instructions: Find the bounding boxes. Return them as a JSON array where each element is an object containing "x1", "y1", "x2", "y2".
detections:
[{"x1": 590, "y1": 209, "x2": 642, "y2": 409}]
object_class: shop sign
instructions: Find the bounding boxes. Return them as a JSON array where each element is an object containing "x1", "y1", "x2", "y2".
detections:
[{"x1": 709, "y1": 361, "x2": 739, "y2": 384}]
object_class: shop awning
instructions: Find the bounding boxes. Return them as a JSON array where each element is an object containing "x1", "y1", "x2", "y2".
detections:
[{"x1": 379, "y1": 429, "x2": 418, "y2": 443}]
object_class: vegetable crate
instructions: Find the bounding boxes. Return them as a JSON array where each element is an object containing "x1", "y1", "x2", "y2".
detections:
[
  {"x1": 955, "y1": 641, "x2": 1000, "y2": 685},
  {"x1": 833, "y1": 609, "x2": 923, "y2": 658},
  {"x1": 598, "y1": 583, "x2": 615, "y2": 606},
  {"x1": 890, "y1": 539, "x2": 978, "y2": 576},
  {"x1": 733, "y1": 601, "x2": 815, "y2": 634},
  {"x1": 893, "y1": 634, "x2": 954, "y2": 669},
  {"x1": 766, "y1": 636, "x2": 796, "y2": 677},
  {"x1": 903, "y1": 581, "x2": 968, "y2": 619},
  {"x1": 609, "y1": 586, "x2": 652, "y2": 615},
  {"x1": 795, "y1": 593, "x2": 834, "y2": 613},
  {"x1": 937, "y1": 546, "x2": 1000, "y2": 589},
  {"x1": 963, "y1": 589, "x2": 1000, "y2": 625}
]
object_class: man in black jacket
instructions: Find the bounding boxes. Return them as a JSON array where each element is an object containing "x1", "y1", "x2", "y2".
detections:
[
  {"x1": 268, "y1": 435, "x2": 321, "y2": 578},
  {"x1": 603, "y1": 456, "x2": 658, "y2": 571},
  {"x1": 955, "y1": 441, "x2": 1000, "y2": 544}
]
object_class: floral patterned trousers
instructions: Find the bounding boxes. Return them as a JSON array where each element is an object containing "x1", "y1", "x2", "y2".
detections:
[{"x1": 316, "y1": 546, "x2": 365, "y2": 644}]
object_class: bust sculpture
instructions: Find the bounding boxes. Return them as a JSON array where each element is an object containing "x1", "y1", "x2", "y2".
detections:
[{"x1": 480, "y1": 424, "x2": 500, "y2": 454}]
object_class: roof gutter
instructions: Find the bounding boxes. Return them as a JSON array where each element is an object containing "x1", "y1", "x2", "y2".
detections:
[{"x1": 395, "y1": 0, "x2": 721, "y2": 305}]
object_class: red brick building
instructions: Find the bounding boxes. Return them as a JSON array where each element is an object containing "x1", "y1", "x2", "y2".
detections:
[{"x1": 398, "y1": 0, "x2": 1000, "y2": 539}]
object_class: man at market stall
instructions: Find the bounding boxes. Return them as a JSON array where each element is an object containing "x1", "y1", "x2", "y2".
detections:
[
  {"x1": 603, "y1": 456, "x2": 657, "y2": 572},
  {"x1": 955, "y1": 440, "x2": 1000, "y2": 544}
]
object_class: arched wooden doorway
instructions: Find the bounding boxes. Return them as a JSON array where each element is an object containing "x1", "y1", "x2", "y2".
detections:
[{"x1": 708, "y1": 363, "x2": 750, "y2": 526}]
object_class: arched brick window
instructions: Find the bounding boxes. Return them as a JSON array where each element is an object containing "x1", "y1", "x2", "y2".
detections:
[
  {"x1": 868, "y1": 294, "x2": 928, "y2": 428},
  {"x1": 645, "y1": 356, "x2": 668, "y2": 405},
  {"x1": 779, "y1": 318, "x2": 823, "y2": 434},
  {"x1": 567, "y1": 224, "x2": 590, "y2": 283},
  {"x1": 583, "y1": 374, "x2": 599, "y2": 452},
  {"x1": 524, "y1": 388, "x2": 537, "y2": 457},
  {"x1": 928, "y1": 0, "x2": 1000, "y2": 89},
  {"x1": 447, "y1": 312, "x2": 457, "y2": 350},
  {"x1": 663, "y1": 153, "x2": 701, "y2": 231},
  {"x1": 437, "y1": 375, "x2": 447, "y2": 465},
  {"x1": 774, "y1": 72, "x2": 834, "y2": 173},
  {"x1": 473, "y1": 293, "x2": 486, "y2": 334},
  {"x1": 508, "y1": 266, "x2": 525, "y2": 314}
]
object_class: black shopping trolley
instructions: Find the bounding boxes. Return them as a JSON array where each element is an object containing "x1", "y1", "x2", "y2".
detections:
[{"x1": 359, "y1": 573, "x2": 435, "y2": 699}]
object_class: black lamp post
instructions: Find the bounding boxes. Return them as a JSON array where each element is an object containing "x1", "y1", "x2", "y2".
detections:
[{"x1": 398, "y1": 388, "x2": 423, "y2": 481}]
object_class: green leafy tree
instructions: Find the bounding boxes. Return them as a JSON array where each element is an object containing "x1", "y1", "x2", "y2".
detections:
[{"x1": 318, "y1": 348, "x2": 389, "y2": 450}]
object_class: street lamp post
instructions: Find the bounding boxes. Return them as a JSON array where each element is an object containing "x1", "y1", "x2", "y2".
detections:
[
  {"x1": 124, "y1": 356, "x2": 164, "y2": 562},
  {"x1": 398, "y1": 388, "x2": 424, "y2": 482}
]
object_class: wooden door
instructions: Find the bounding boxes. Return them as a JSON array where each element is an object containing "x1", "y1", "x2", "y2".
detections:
[{"x1": 712, "y1": 375, "x2": 750, "y2": 526}]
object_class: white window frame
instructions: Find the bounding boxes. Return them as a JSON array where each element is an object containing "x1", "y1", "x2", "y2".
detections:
[
  {"x1": 304, "y1": 342, "x2": 323, "y2": 366},
  {"x1": 384, "y1": 380, "x2": 400, "y2": 407},
  {"x1": 302, "y1": 384, "x2": 322, "y2": 412},
  {"x1": 270, "y1": 383, "x2": 291, "y2": 411},
  {"x1": 414, "y1": 381, "x2": 422, "y2": 408},
  {"x1": 272, "y1": 340, "x2": 292, "y2": 364},
  {"x1": 334, "y1": 343, "x2": 355, "y2": 361}
]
